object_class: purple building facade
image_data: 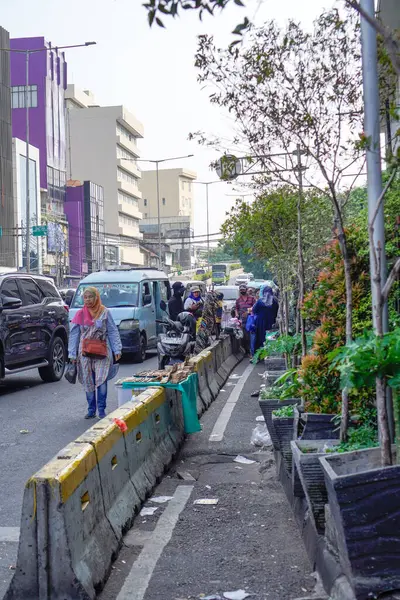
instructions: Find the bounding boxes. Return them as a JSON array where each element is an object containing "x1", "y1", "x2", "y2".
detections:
[
  {"x1": 10, "y1": 37, "x2": 67, "y2": 215},
  {"x1": 65, "y1": 181, "x2": 105, "y2": 276}
]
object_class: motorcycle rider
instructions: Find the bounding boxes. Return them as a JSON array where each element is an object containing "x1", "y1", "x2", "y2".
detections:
[
  {"x1": 184, "y1": 285, "x2": 204, "y2": 334},
  {"x1": 168, "y1": 281, "x2": 185, "y2": 321}
]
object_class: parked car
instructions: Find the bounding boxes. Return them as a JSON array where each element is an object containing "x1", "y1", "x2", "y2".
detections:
[
  {"x1": 213, "y1": 285, "x2": 239, "y2": 312},
  {"x1": 195, "y1": 268, "x2": 206, "y2": 276},
  {"x1": 69, "y1": 268, "x2": 171, "y2": 362},
  {"x1": 0, "y1": 273, "x2": 69, "y2": 381}
]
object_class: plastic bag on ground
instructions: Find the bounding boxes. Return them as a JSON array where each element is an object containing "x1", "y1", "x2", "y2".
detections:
[{"x1": 251, "y1": 424, "x2": 272, "y2": 448}]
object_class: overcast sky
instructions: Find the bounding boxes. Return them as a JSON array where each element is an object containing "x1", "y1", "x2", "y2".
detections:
[{"x1": 2, "y1": 0, "x2": 334, "y2": 240}]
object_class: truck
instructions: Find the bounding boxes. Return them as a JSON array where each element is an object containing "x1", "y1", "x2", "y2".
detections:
[{"x1": 212, "y1": 263, "x2": 230, "y2": 285}]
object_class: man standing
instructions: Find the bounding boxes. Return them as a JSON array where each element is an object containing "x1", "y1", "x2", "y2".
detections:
[
  {"x1": 168, "y1": 281, "x2": 185, "y2": 321},
  {"x1": 235, "y1": 284, "x2": 255, "y2": 356}
]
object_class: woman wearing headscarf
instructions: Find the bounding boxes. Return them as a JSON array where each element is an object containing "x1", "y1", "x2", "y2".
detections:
[
  {"x1": 68, "y1": 287, "x2": 122, "y2": 419},
  {"x1": 253, "y1": 284, "x2": 279, "y2": 352}
]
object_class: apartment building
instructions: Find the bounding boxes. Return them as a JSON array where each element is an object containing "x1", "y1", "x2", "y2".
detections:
[
  {"x1": 139, "y1": 168, "x2": 196, "y2": 224},
  {"x1": 10, "y1": 36, "x2": 69, "y2": 278},
  {"x1": 0, "y1": 27, "x2": 15, "y2": 268},
  {"x1": 65, "y1": 85, "x2": 144, "y2": 266}
]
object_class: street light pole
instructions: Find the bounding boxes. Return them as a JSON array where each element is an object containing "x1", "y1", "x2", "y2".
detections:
[
  {"x1": 205, "y1": 183, "x2": 210, "y2": 268},
  {"x1": 25, "y1": 49, "x2": 30, "y2": 272},
  {"x1": 155, "y1": 160, "x2": 161, "y2": 268}
]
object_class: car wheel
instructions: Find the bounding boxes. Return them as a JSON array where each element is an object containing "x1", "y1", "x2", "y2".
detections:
[
  {"x1": 39, "y1": 336, "x2": 66, "y2": 382},
  {"x1": 133, "y1": 335, "x2": 146, "y2": 363}
]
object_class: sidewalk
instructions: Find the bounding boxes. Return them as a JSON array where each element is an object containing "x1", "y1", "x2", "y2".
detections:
[{"x1": 100, "y1": 360, "x2": 316, "y2": 600}]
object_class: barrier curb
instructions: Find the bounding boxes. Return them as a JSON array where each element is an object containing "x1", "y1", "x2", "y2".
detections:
[{"x1": 6, "y1": 335, "x2": 242, "y2": 600}]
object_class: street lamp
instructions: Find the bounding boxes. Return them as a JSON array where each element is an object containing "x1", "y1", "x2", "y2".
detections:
[
  {"x1": 193, "y1": 181, "x2": 222, "y2": 269},
  {"x1": 0, "y1": 41, "x2": 96, "y2": 273},
  {"x1": 121, "y1": 154, "x2": 193, "y2": 268}
]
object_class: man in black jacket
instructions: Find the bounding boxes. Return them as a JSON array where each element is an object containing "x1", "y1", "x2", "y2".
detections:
[{"x1": 168, "y1": 281, "x2": 185, "y2": 320}]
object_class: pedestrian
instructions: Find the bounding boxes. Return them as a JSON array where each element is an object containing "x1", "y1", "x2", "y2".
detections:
[
  {"x1": 215, "y1": 291, "x2": 224, "y2": 337},
  {"x1": 184, "y1": 285, "x2": 204, "y2": 332},
  {"x1": 246, "y1": 307, "x2": 257, "y2": 358},
  {"x1": 168, "y1": 281, "x2": 185, "y2": 321},
  {"x1": 253, "y1": 284, "x2": 279, "y2": 353},
  {"x1": 68, "y1": 287, "x2": 122, "y2": 420},
  {"x1": 235, "y1": 284, "x2": 255, "y2": 356}
]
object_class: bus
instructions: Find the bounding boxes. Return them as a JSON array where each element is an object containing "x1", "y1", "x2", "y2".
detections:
[{"x1": 211, "y1": 263, "x2": 230, "y2": 285}]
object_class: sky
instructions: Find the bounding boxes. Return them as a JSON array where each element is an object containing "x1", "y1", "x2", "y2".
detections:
[{"x1": 2, "y1": 0, "x2": 335, "y2": 242}]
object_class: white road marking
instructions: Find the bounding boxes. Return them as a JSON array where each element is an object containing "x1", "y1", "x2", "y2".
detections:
[
  {"x1": 116, "y1": 485, "x2": 194, "y2": 600},
  {"x1": 0, "y1": 527, "x2": 20, "y2": 542},
  {"x1": 209, "y1": 363, "x2": 254, "y2": 442}
]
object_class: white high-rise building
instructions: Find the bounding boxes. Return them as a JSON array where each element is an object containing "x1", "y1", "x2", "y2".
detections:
[{"x1": 65, "y1": 85, "x2": 144, "y2": 266}]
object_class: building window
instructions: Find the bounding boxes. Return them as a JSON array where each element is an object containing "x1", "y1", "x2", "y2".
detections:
[
  {"x1": 117, "y1": 168, "x2": 138, "y2": 188},
  {"x1": 119, "y1": 212, "x2": 139, "y2": 231},
  {"x1": 162, "y1": 198, "x2": 166, "y2": 206},
  {"x1": 11, "y1": 85, "x2": 38, "y2": 109},
  {"x1": 144, "y1": 199, "x2": 147, "y2": 206},
  {"x1": 118, "y1": 191, "x2": 138, "y2": 208},
  {"x1": 116, "y1": 144, "x2": 137, "y2": 164},
  {"x1": 116, "y1": 122, "x2": 137, "y2": 143}
]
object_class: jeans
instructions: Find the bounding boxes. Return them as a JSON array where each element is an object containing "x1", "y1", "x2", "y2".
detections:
[
  {"x1": 250, "y1": 332, "x2": 256, "y2": 356},
  {"x1": 86, "y1": 373, "x2": 107, "y2": 416}
]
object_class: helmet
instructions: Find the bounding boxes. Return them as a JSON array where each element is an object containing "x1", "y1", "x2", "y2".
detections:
[
  {"x1": 172, "y1": 281, "x2": 185, "y2": 295},
  {"x1": 190, "y1": 286, "x2": 201, "y2": 293},
  {"x1": 176, "y1": 311, "x2": 195, "y2": 327}
]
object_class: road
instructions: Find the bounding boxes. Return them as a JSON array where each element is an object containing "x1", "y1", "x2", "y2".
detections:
[{"x1": 0, "y1": 352, "x2": 157, "y2": 598}]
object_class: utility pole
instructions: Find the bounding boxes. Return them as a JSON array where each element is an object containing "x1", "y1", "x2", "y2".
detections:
[
  {"x1": 360, "y1": 0, "x2": 393, "y2": 438},
  {"x1": 25, "y1": 49, "x2": 30, "y2": 273},
  {"x1": 155, "y1": 160, "x2": 161, "y2": 269},
  {"x1": 296, "y1": 145, "x2": 307, "y2": 357}
]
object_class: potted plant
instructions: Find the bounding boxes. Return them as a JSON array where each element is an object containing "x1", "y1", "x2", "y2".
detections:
[
  {"x1": 319, "y1": 329, "x2": 400, "y2": 598},
  {"x1": 259, "y1": 370, "x2": 301, "y2": 450},
  {"x1": 271, "y1": 404, "x2": 297, "y2": 473},
  {"x1": 291, "y1": 425, "x2": 377, "y2": 534}
]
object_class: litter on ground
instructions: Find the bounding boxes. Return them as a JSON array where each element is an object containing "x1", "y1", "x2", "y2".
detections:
[
  {"x1": 223, "y1": 591, "x2": 251, "y2": 600},
  {"x1": 140, "y1": 506, "x2": 159, "y2": 516},
  {"x1": 194, "y1": 498, "x2": 219, "y2": 505},
  {"x1": 233, "y1": 455, "x2": 256, "y2": 465},
  {"x1": 150, "y1": 496, "x2": 173, "y2": 503}
]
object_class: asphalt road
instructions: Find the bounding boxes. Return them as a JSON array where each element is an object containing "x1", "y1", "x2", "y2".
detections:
[{"x1": 0, "y1": 352, "x2": 157, "y2": 598}]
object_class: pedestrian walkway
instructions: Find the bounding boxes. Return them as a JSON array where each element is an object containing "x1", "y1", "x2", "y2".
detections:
[{"x1": 100, "y1": 360, "x2": 315, "y2": 600}]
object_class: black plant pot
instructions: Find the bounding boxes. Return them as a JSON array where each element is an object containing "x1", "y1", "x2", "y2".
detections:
[
  {"x1": 259, "y1": 398, "x2": 300, "y2": 451},
  {"x1": 320, "y1": 446, "x2": 400, "y2": 599},
  {"x1": 294, "y1": 407, "x2": 339, "y2": 441},
  {"x1": 291, "y1": 439, "x2": 339, "y2": 534},
  {"x1": 272, "y1": 415, "x2": 295, "y2": 474}
]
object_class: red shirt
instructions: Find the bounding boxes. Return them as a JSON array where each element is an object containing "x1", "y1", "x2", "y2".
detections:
[{"x1": 235, "y1": 295, "x2": 255, "y2": 325}]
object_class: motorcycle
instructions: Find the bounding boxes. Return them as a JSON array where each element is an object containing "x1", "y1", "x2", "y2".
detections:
[{"x1": 157, "y1": 301, "x2": 196, "y2": 369}]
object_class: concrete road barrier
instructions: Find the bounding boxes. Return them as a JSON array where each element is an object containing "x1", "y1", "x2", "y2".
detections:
[{"x1": 5, "y1": 334, "x2": 242, "y2": 600}]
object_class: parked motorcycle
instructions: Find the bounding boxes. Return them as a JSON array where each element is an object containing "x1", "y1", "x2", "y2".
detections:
[{"x1": 157, "y1": 301, "x2": 196, "y2": 369}]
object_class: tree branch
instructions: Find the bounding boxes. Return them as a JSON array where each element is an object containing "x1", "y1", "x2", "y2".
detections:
[
  {"x1": 370, "y1": 166, "x2": 398, "y2": 228},
  {"x1": 345, "y1": 0, "x2": 400, "y2": 76},
  {"x1": 382, "y1": 257, "x2": 400, "y2": 302}
]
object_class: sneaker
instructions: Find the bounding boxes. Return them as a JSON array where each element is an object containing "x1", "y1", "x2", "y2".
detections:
[
  {"x1": 84, "y1": 413, "x2": 96, "y2": 419},
  {"x1": 98, "y1": 413, "x2": 106, "y2": 419}
]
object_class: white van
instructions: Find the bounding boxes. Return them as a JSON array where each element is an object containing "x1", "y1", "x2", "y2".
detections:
[{"x1": 69, "y1": 268, "x2": 171, "y2": 362}]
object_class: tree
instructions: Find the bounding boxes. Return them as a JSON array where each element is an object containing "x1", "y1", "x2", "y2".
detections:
[{"x1": 195, "y1": 7, "x2": 366, "y2": 439}]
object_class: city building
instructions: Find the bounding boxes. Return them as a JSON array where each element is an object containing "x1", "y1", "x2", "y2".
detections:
[
  {"x1": 10, "y1": 36, "x2": 69, "y2": 278},
  {"x1": 139, "y1": 168, "x2": 197, "y2": 269},
  {"x1": 12, "y1": 138, "x2": 42, "y2": 271},
  {"x1": 140, "y1": 215, "x2": 193, "y2": 269},
  {"x1": 65, "y1": 85, "x2": 144, "y2": 267},
  {"x1": 139, "y1": 168, "x2": 196, "y2": 223},
  {"x1": 65, "y1": 180, "x2": 105, "y2": 277},
  {"x1": 0, "y1": 28, "x2": 16, "y2": 268}
]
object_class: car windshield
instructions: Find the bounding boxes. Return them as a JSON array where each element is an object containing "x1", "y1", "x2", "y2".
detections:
[
  {"x1": 214, "y1": 272, "x2": 225, "y2": 278},
  {"x1": 217, "y1": 288, "x2": 238, "y2": 301},
  {"x1": 71, "y1": 283, "x2": 140, "y2": 309}
]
